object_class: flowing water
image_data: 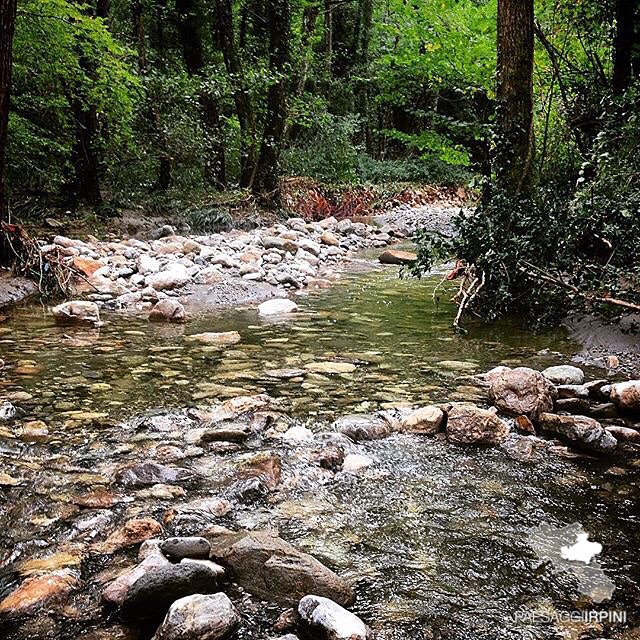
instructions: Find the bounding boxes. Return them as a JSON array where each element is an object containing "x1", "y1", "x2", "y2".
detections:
[{"x1": 0, "y1": 258, "x2": 638, "y2": 639}]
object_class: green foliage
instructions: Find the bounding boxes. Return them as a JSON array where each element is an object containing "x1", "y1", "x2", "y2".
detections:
[
  {"x1": 283, "y1": 112, "x2": 361, "y2": 183},
  {"x1": 9, "y1": 0, "x2": 138, "y2": 195},
  {"x1": 185, "y1": 207, "x2": 233, "y2": 233}
]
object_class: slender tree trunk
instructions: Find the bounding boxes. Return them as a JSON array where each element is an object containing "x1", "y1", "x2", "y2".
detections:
[
  {"x1": 612, "y1": 0, "x2": 637, "y2": 94},
  {"x1": 70, "y1": 98, "x2": 102, "y2": 205},
  {"x1": 495, "y1": 0, "x2": 535, "y2": 197},
  {"x1": 215, "y1": 0, "x2": 257, "y2": 188},
  {"x1": 0, "y1": 0, "x2": 17, "y2": 220},
  {"x1": 323, "y1": 0, "x2": 333, "y2": 75},
  {"x1": 176, "y1": 0, "x2": 226, "y2": 188},
  {"x1": 253, "y1": 0, "x2": 291, "y2": 206},
  {"x1": 354, "y1": 0, "x2": 373, "y2": 153}
]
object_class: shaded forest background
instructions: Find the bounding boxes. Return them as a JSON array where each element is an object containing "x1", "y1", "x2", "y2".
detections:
[{"x1": 0, "y1": 0, "x2": 639, "y2": 322}]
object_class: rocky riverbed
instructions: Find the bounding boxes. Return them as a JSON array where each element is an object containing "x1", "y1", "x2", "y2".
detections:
[{"x1": 0, "y1": 208, "x2": 639, "y2": 640}]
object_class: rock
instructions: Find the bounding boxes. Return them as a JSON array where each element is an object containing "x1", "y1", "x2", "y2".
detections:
[
  {"x1": 258, "y1": 298, "x2": 299, "y2": 316},
  {"x1": 542, "y1": 365, "x2": 585, "y2": 385},
  {"x1": 488, "y1": 367, "x2": 556, "y2": 419},
  {"x1": 160, "y1": 537, "x2": 211, "y2": 561},
  {"x1": 587, "y1": 403, "x2": 618, "y2": 420},
  {"x1": 604, "y1": 425, "x2": 640, "y2": 443},
  {"x1": 538, "y1": 413, "x2": 618, "y2": 454},
  {"x1": 268, "y1": 236, "x2": 299, "y2": 253},
  {"x1": 610, "y1": 381, "x2": 640, "y2": 413},
  {"x1": 557, "y1": 385, "x2": 589, "y2": 400},
  {"x1": 93, "y1": 518, "x2": 163, "y2": 553},
  {"x1": 282, "y1": 425, "x2": 314, "y2": 441},
  {"x1": 584, "y1": 379, "x2": 610, "y2": 401},
  {"x1": 298, "y1": 595, "x2": 370, "y2": 640},
  {"x1": 206, "y1": 530, "x2": 354, "y2": 607},
  {"x1": 52, "y1": 300, "x2": 100, "y2": 327},
  {"x1": 0, "y1": 401, "x2": 16, "y2": 421},
  {"x1": 149, "y1": 299, "x2": 187, "y2": 323},
  {"x1": 102, "y1": 553, "x2": 170, "y2": 607},
  {"x1": 0, "y1": 571, "x2": 79, "y2": 618},
  {"x1": 333, "y1": 414, "x2": 391, "y2": 441},
  {"x1": 378, "y1": 250, "x2": 417, "y2": 265},
  {"x1": 500, "y1": 434, "x2": 541, "y2": 463},
  {"x1": 312, "y1": 444, "x2": 345, "y2": 471},
  {"x1": 146, "y1": 264, "x2": 191, "y2": 291},
  {"x1": 446, "y1": 404, "x2": 509, "y2": 446},
  {"x1": 515, "y1": 415, "x2": 536, "y2": 435},
  {"x1": 304, "y1": 362, "x2": 356, "y2": 375},
  {"x1": 298, "y1": 239, "x2": 322, "y2": 256},
  {"x1": 555, "y1": 398, "x2": 591, "y2": 414},
  {"x1": 336, "y1": 219, "x2": 353, "y2": 234},
  {"x1": 265, "y1": 368, "x2": 307, "y2": 379},
  {"x1": 153, "y1": 593, "x2": 240, "y2": 640},
  {"x1": 187, "y1": 331, "x2": 241, "y2": 346},
  {"x1": 73, "y1": 256, "x2": 104, "y2": 277},
  {"x1": 341, "y1": 453, "x2": 373, "y2": 473},
  {"x1": 20, "y1": 420, "x2": 49, "y2": 441},
  {"x1": 121, "y1": 562, "x2": 225, "y2": 620},
  {"x1": 115, "y1": 463, "x2": 195, "y2": 487},
  {"x1": 320, "y1": 231, "x2": 340, "y2": 246},
  {"x1": 401, "y1": 406, "x2": 445, "y2": 434},
  {"x1": 137, "y1": 253, "x2": 161, "y2": 275}
]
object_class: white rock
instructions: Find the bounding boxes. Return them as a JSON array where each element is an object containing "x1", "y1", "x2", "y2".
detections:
[
  {"x1": 258, "y1": 298, "x2": 298, "y2": 316},
  {"x1": 282, "y1": 425, "x2": 314, "y2": 441},
  {"x1": 137, "y1": 254, "x2": 161, "y2": 275},
  {"x1": 52, "y1": 301, "x2": 101, "y2": 326},
  {"x1": 342, "y1": 454, "x2": 373, "y2": 473},
  {"x1": 145, "y1": 264, "x2": 191, "y2": 291},
  {"x1": 298, "y1": 595, "x2": 369, "y2": 640}
]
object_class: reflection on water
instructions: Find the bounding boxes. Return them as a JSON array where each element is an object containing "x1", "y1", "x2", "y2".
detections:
[{"x1": 0, "y1": 264, "x2": 638, "y2": 640}]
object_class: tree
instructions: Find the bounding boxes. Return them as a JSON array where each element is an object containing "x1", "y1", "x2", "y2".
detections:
[
  {"x1": 215, "y1": 0, "x2": 258, "y2": 188},
  {"x1": 253, "y1": 0, "x2": 292, "y2": 205},
  {"x1": 0, "y1": 0, "x2": 17, "y2": 219},
  {"x1": 175, "y1": 0, "x2": 226, "y2": 188},
  {"x1": 494, "y1": 0, "x2": 534, "y2": 197},
  {"x1": 612, "y1": 0, "x2": 639, "y2": 93}
]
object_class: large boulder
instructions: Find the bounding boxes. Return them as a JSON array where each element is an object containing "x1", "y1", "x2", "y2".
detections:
[
  {"x1": 52, "y1": 300, "x2": 100, "y2": 327},
  {"x1": 206, "y1": 531, "x2": 354, "y2": 607},
  {"x1": 298, "y1": 595, "x2": 370, "y2": 640},
  {"x1": 538, "y1": 413, "x2": 618, "y2": 455},
  {"x1": 153, "y1": 593, "x2": 240, "y2": 640},
  {"x1": 446, "y1": 404, "x2": 509, "y2": 446},
  {"x1": 542, "y1": 365, "x2": 585, "y2": 386},
  {"x1": 120, "y1": 562, "x2": 225, "y2": 620},
  {"x1": 610, "y1": 381, "x2": 640, "y2": 414},
  {"x1": 489, "y1": 367, "x2": 556, "y2": 419}
]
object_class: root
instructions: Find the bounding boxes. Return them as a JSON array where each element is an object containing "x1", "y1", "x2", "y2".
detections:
[{"x1": 1, "y1": 222, "x2": 77, "y2": 299}]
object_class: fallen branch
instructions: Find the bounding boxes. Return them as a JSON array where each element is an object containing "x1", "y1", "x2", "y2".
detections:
[{"x1": 519, "y1": 261, "x2": 640, "y2": 313}]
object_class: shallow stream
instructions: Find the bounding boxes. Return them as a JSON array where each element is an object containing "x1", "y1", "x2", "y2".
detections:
[{"x1": 0, "y1": 258, "x2": 638, "y2": 639}]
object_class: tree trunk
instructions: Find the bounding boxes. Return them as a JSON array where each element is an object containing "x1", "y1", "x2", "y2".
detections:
[
  {"x1": 215, "y1": 0, "x2": 257, "y2": 188},
  {"x1": 612, "y1": 0, "x2": 637, "y2": 94},
  {"x1": 70, "y1": 98, "x2": 102, "y2": 205},
  {"x1": 253, "y1": 0, "x2": 291, "y2": 206},
  {"x1": 176, "y1": 0, "x2": 226, "y2": 188},
  {"x1": 354, "y1": 0, "x2": 374, "y2": 153},
  {"x1": 0, "y1": 0, "x2": 17, "y2": 220},
  {"x1": 323, "y1": 0, "x2": 333, "y2": 75},
  {"x1": 495, "y1": 0, "x2": 535, "y2": 197}
]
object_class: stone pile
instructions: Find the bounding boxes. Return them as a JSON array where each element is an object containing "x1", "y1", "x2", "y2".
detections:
[{"x1": 43, "y1": 215, "x2": 406, "y2": 319}]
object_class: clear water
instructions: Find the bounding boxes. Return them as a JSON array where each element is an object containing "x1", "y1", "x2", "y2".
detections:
[{"x1": 0, "y1": 260, "x2": 638, "y2": 639}]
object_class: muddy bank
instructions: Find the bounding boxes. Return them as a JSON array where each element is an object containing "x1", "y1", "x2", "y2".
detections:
[
  {"x1": 565, "y1": 312, "x2": 640, "y2": 377},
  {"x1": 0, "y1": 272, "x2": 37, "y2": 310}
]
